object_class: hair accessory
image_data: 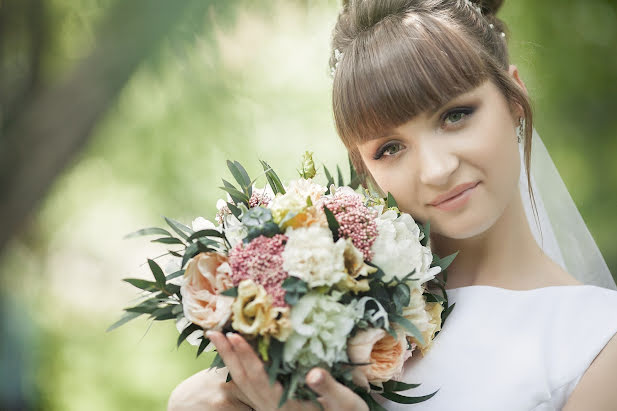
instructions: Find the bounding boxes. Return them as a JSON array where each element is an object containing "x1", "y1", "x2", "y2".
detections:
[
  {"x1": 330, "y1": 48, "x2": 344, "y2": 77},
  {"x1": 464, "y1": 0, "x2": 506, "y2": 38}
]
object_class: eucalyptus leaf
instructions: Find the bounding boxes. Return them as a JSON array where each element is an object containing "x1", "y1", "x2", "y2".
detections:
[
  {"x1": 123, "y1": 278, "x2": 158, "y2": 291},
  {"x1": 124, "y1": 227, "x2": 172, "y2": 239},
  {"x1": 379, "y1": 389, "x2": 439, "y2": 404},
  {"x1": 323, "y1": 206, "x2": 340, "y2": 240},
  {"x1": 106, "y1": 311, "x2": 143, "y2": 332},
  {"x1": 196, "y1": 337, "x2": 210, "y2": 358},
  {"x1": 177, "y1": 323, "x2": 202, "y2": 347},
  {"x1": 386, "y1": 192, "x2": 399, "y2": 209},
  {"x1": 436, "y1": 251, "x2": 459, "y2": 271},
  {"x1": 420, "y1": 221, "x2": 430, "y2": 247},
  {"x1": 164, "y1": 217, "x2": 193, "y2": 240},
  {"x1": 151, "y1": 237, "x2": 185, "y2": 245},
  {"x1": 166, "y1": 270, "x2": 185, "y2": 281},
  {"x1": 323, "y1": 164, "x2": 335, "y2": 188},
  {"x1": 390, "y1": 313, "x2": 425, "y2": 345},
  {"x1": 220, "y1": 287, "x2": 238, "y2": 297},
  {"x1": 336, "y1": 164, "x2": 344, "y2": 186},
  {"x1": 382, "y1": 380, "x2": 422, "y2": 392},
  {"x1": 148, "y1": 258, "x2": 166, "y2": 287},
  {"x1": 187, "y1": 229, "x2": 224, "y2": 242}
]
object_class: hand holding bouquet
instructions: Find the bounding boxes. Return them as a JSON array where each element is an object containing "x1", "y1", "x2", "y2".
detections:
[{"x1": 111, "y1": 152, "x2": 457, "y2": 409}]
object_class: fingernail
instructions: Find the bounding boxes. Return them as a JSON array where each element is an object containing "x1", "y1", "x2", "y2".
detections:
[
  {"x1": 205, "y1": 331, "x2": 215, "y2": 338},
  {"x1": 307, "y1": 369, "x2": 323, "y2": 386}
]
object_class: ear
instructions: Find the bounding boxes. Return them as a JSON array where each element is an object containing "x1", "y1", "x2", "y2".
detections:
[
  {"x1": 508, "y1": 64, "x2": 528, "y2": 96},
  {"x1": 508, "y1": 64, "x2": 528, "y2": 119}
]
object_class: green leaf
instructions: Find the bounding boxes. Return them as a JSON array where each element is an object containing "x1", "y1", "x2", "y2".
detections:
[
  {"x1": 196, "y1": 337, "x2": 210, "y2": 358},
  {"x1": 219, "y1": 186, "x2": 250, "y2": 206},
  {"x1": 106, "y1": 311, "x2": 143, "y2": 332},
  {"x1": 336, "y1": 164, "x2": 344, "y2": 186},
  {"x1": 177, "y1": 323, "x2": 201, "y2": 347},
  {"x1": 151, "y1": 237, "x2": 185, "y2": 245},
  {"x1": 148, "y1": 258, "x2": 166, "y2": 287},
  {"x1": 348, "y1": 154, "x2": 360, "y2": 189},
  {"x1": 435, "y1": 251, "x2": 459, "y2": 271},
  {"x1": 386, "y1": 192, "x2": 399, "y2": 209},
  {"x1": 392, "y1": 283, "x2": 411, "y2": 313},
  {"x1": 359, "y1": 392, "x2": 389, "y2": 411},
  {"x1": 227, "y1": 160, "x2": 247, "y2": 189},
  {"x1": 227, "y1": 202, "x2": 241, "y2": 218},
  {"x1": 390, "y1": 313, "x2": 425, "y2": 345},
  {"x1": 267, "y1": 340, "x2": 283, "y2": 386},
  {"x1": 260, "y1": 160, "x2": 286, "y2": 195},
  {"x1": 382, "y1": 380, "x2": 422, "y2": 392},
  {"x1": 323, "y1": 164, "x2": 335, "y2": 188},
  {"x1": 187, "y1": 229, "x2": 224, "y2": 242},
  {"x1": 220, "y1": 287, "x2": 238, "y2": 297},
  {"x1": 234, "y1": 160, "x2": 252, "y2": 196},
  {"x1": 423, "y1": 291, "x2": 446, "y2": 303},
  {"x1": 420, "y1": 221, "x2": 430, "y2": 247},
  {"x1": 211, "y1": 352, "x2": 225, "y2": 369},
  {"x1": 379, "y1": 389, "x2": 439, "y2": 404},
  {"x1": 323, "y1": 205, "x2": 340, "y2": 240},
  {"x1": 181, "y1": 242, "x2": 199, "y2": 268},
  {"x1": 124, "y1": 227, "x2": 172, "y2": 239},
  {"x1": 164, "y1": 217, "x2": 193, "y2": 240},
  {"x1": 122, "y1": 278, "x2": 158, "y2": 291},
  {"x1": 441, "y1": 302, "x2": 456, "y2": 327},
  {"x1": 166, "y1": 270, "x2": 185, "y2": 281}
]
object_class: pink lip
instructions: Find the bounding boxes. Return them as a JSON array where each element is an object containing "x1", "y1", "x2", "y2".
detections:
[{"x1": 429, "y1": 181, "x2": 480, "y2": 208}]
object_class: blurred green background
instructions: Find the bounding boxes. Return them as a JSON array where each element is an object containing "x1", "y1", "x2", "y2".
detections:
[{"x1": 1, "y1": 0, "x2": 615, "y2": 409}]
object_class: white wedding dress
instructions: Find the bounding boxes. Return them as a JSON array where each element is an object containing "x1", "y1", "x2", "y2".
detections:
[{"x1": 378, "y1": 284, "x2": 617, "y2": 410}]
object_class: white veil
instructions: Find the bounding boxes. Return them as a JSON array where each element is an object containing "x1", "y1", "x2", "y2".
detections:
[{"x1": 519, "y1": 128, "x2": 616, "y2": 290}]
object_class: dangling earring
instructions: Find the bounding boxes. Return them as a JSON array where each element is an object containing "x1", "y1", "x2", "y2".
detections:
[{"x1": 516, "y1": 117, "x2": 525, "y2": 143}]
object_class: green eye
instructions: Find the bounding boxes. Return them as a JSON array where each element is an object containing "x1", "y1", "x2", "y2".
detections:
[
  {"x1": 385, "y1": 144, "x2": 401, "y2": 155},
  {"x1": 444, "y1": 107, "x2": 475, "y2": 125}
]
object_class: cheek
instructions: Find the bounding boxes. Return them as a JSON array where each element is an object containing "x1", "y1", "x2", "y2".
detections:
[{"x1": 369, "y1": 164, "x2": 429, "y2": 222}]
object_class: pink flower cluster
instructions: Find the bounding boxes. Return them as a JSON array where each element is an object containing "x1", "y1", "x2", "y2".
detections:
[
  {"x1": 228, "y1": 234, "x2": 288, "y2": 307},
  {"x1": 249, "y1": 191, "x2": 270, "y2": 208},
  {"x1": 321, "y1": 192, "x2": 378, "y2": 260}
]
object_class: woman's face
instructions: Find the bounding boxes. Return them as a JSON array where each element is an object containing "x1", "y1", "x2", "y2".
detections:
[{"x1": 356, "y1": 79, "x2": 523, "y2": 239}]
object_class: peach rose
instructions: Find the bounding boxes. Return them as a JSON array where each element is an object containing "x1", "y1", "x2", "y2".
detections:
[
  {"x1": 180, "y1": 252, "x2": 234, "y2": 331},
  {"x1": 347, "y1": 327, "x2": 413, "y2": 390}
]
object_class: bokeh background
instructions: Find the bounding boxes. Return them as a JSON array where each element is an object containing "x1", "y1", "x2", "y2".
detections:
[{"x1": 1, "y1": 0, "x2": 615, "y2": 409}]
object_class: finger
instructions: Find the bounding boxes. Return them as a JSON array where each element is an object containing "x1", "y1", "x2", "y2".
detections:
[
  {"x1": 206, "y1": 331, "x2": 248, "y2": 383},
  {"x1": 306, "y1": 368, "x2": 368, "y2": 411},
  {"x1": 227, "y1": 333, "x2": 284, "y2": 407}
]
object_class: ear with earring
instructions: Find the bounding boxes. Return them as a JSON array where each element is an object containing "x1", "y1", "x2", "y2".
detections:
[{"x1": 516, "y1": 117, "x2": 525, "y2": 143}]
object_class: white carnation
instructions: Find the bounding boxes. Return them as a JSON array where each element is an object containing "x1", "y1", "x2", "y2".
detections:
[
  {"x1": 268, "y1": 178, "x2": 326, "y2": 224},
  {"x1": 283, "y1": 292, "x2": 358, "y2": 368},
  {"x1": 282, "y1": 226, "x2": 347, "y2": 288},
  {"x1": 370, "y1": 209, "x2": 441, "y2": 284}
]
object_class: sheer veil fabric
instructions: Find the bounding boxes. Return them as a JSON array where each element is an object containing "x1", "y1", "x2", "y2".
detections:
[{"x1": 519, "y1": 128, "x2": 616, "y2": 290}]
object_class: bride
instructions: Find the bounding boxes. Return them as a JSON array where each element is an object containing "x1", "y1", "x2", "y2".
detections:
[{"x1": 168, "y1": 0, "x2": 617, "y2": 409}]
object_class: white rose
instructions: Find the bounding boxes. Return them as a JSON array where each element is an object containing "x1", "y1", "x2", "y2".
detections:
[{"x1": 370, "y1": 210, "x2": 441, "y2": 284}]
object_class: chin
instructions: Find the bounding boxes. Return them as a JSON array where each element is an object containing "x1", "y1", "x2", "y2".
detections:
[{"x1": 431, "y1": 208, "x2": 501, "y2": 240}]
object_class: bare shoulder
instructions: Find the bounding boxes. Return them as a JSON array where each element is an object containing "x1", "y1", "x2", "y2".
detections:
[
  {"x1": 167, "y1": 367, "x2": 251, "y2": 411},
  {"x1": 563, "y1": 332, "x2": 617, "y2": 410}
]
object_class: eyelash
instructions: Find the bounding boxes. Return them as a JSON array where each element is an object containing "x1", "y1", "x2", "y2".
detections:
[{"x1": 372, "y1": 106, "x2": 475, "y2": 160}]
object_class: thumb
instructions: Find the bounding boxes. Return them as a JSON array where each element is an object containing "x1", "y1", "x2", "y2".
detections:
[{"x1": 305, "y1": 368, "x2": 367, "y2": 411}]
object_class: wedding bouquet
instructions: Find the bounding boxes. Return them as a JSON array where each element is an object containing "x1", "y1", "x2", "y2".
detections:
[{"x1": 110, "y1": 152, "x2": 457, "y2": 409}]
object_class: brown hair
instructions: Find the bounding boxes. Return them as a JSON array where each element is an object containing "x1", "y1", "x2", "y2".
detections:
[{"x1": 329, "y1": 0, "x2": 535, "y2": 213}]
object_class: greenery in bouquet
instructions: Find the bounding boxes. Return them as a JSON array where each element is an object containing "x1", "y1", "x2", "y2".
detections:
[{"x1": 110, "y1": 152, "x2": 458, "y2": 409}]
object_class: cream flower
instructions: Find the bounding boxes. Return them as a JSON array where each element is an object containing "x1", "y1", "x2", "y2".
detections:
[
  {"x1": 268, "y1": 178, "x2": 326, "y2": 225},
  {"x1": 347, "y1": 326, "x2": 412, "y2": 389},
  {"x1": 231, "y1": 279, "x2": 292, "y2": 341},
  {"x1": 282, "y1": 226, "x2": 347, "y2": 288},
  {"x1": 402, "y1": 286, "x2": 443, "y2": 355},
  {"x1": 337, "y1": 239, "x2": 375, "y2": 293},
  {"x1": 180, "y1": 252, "x2": 234, "y2": 331},
  {"x1": 370, "y1": 209, "x2": 441, "y2": 284},
  {"x1": 283, "y1": 292, "x2": 358, "y2": 368}
]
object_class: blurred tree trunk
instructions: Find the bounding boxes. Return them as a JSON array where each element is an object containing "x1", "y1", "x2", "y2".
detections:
[{"x1": 0, "y1": 0, "x2": 208, "y2": 255}]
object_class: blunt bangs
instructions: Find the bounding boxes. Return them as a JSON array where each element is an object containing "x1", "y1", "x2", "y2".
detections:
[{"x1": 333, "y1": 13, "x2": 492, "y2": 146}]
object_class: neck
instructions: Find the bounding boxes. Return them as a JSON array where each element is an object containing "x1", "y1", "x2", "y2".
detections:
[{"x1": 430, "y1": 191, "x2": 547, "y2": 289}]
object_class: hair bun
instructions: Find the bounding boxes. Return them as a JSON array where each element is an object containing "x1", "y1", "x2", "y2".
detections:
[{"x1": 481, "y1": 0, "x2": 505, "y2": 16}]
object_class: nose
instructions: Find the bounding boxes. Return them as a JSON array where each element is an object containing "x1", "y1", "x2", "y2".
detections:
[{"x1": 418, "y1": 140, "x2": 459, "y2": 187}]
